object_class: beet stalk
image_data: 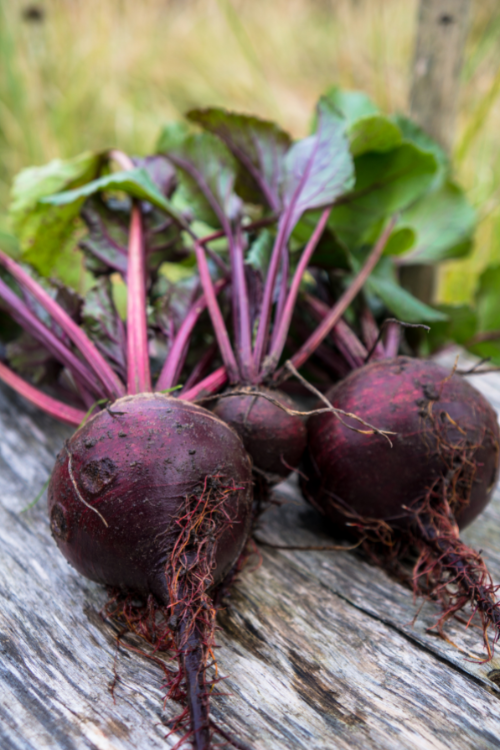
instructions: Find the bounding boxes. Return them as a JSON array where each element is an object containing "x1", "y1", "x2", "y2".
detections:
[
  {"x1": 303, "y1": 356, "x2": 500, "y2": 652},
  {"x1": 164, "y1": 101, "x2": 368, "y2": 482}
]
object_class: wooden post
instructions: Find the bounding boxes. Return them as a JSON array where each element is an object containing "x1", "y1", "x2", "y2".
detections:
[{"x1": 401, "y1": 0, "x2": 471, "y2": 304}]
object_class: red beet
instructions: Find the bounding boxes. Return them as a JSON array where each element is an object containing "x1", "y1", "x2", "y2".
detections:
[
  {"x1": 303, "y1": 357, "x2": 500, "y2": 650},
  {"x1": 49, "y1": 393, "x2": 253, "y2": 750},
  {"x1": 213, "y1": 388, "x2": 307, "y2": 482}
]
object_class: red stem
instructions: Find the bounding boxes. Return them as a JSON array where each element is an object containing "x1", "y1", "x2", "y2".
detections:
[
  {"x1": 126, "y1": 206, "x2": 152, "y2": 394},
  {"x1": 180, "y1": 342, "x2": 218, "y2": 395},
  {"x1": 292, "y1": 316, "x2": 351, "y2": 378},
  {"x1": 155, "y1": 279, "x2": 229, "y2": 392},
  {"x1": 262, "y1": 208, "x2": 331, "y2": 378},
  {"x1": 304, "y1": 295, "x2": 366, "y2": 369},
  {"x1": 277, "y1": 217, "x2": 396, "y2": 378},
  {"x1": 232, "y1": 224, "x2": 254, "y2": 381},
  {"x1": 0, "y1": 361, "x2": 85, "y2": 425},
  {"x1": 0, "y1": 250, "x2": 125, "y2": 400},
  {"x1": 270, "y1": 248, "x2": 289, "y2": 350},
  {"x1": 252, "y1": 215, "x2": 290, "y2": 371},
  {"x1": 196, "y1": 215, "x2": 278, "y2": 247},
  {"x1": 330, "y1": 322, "x2": 366, "y2": 369},
  {"x1": 109, "y1": 149, "x2": 134, "y2": 171},
  {"x1": 194, "y1": 242, "x2": 239, "y2": 384},
  {"x1": 384, "y1": 322, "x2": 401, "y2": 358},
  {"x1": 0, "y1": 277, "x2": 106, "y2": 398},
  {"x1": 182, "y1": 366, "x2": 228, "y2": 402},
  {"x1": 204, "y1": 244, "x2": 230, "y2": 278}
]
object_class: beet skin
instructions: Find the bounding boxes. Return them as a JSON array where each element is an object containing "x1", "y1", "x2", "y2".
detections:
[
  {"x1": 213, "y1": 387, "x2": 307, "y2": 481},
  {"x1": 49, "y1": 393, "x2": 253, "y2": 602},
  {"x1": 304, "y1": 357, "x2": 500, "y2": 530}
]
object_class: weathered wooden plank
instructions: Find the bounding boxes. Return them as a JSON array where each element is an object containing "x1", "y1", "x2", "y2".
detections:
[
  {"x1": 410, "y1": 0, "x2": 471, "y2": 152},
  {"x1": 1, "y1": 352, "x2": 500, "y2": 750},
  {"x1": 403, "y1": 0, "x2": 471, "y2": 304}
]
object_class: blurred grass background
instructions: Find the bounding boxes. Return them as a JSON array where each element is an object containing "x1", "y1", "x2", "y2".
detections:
[{"x1": 1, "y1": 0, "x2": 500, "y2": 303}]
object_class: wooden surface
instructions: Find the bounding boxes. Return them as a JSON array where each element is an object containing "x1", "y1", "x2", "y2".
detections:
[{"x1": 2, "y1": 350, "x2": 500, "y2": 749}]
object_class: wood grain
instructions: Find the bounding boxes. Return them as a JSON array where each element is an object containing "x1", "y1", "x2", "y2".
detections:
[
  {"x1": 1, "y1": 351, "x2": 500, "y2": 749},
  {"x1": 410, "y1": 0, "x2": 471, "y2": 152},
  {"x1": 403, "y1": 0, "x2": 471, "y2": 305}
]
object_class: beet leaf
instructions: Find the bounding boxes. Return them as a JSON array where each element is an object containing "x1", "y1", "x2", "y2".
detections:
[
  {"x1": 41, "y1": 167, "x2": 190, "y2": 232},
  {"x1": 81, "y1": 277, "x2": 127, "y2": 383},
  {"x1": 9, "y1": 151, "x2": 103, "y2": 282},
  {"x1": 187, "y1": 107, "x2": 291, "y2": 211}
]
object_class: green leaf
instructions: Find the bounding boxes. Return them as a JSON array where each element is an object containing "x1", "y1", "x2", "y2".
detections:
[
  {"x1": 321, "y1": 86, "x2": 379, "y2": 123},
  {"x1": 158, "y1": 261, "x2": 196, "y2": 284},
  {"x1": 282, "y1": 96, "x2": 355, "y2": 229},
  {"x1": 328, "y1": 143, "x2": 438, "y2": 249},
  {"x1": 348, "y1": 116, "x2": 402, "y2": 157},
  {"x1": 476, "y1": 265, "x2": 500, "y2": 331},
  {"x1": 468, "y1": 340, "x2": 500, "y2": 367},
  {"x1": 165, "y1": 132, "x2": 241, "y2": 227},
  {"x1": 427, "y1": 304, "x2": 478, "y2": 352},
  {"x1": 133, "y1": 155, "x2": 177, "y2": 197},
  {"x1": 292, "y1": 210, "x2": 349, "y2": 269},
  {"x1": 392, "y1": 114, "x2": 449, "y2": 188},
  {"x1": 367, "y1": 274, "x2": 448, "y2": 322},
  {"x1": 6, "y1": 331, "x2": 54, "y2": 384},
  {"x1": 392, "y1": 180, "x2": 476, "y2": 265},
  {"x1": 41, "y1": 168, "x2": 189, "y2": 231},
  {"x1": 156, "y1": 121, "x2": 192, "y2": 153},
  {"x1": 246, "y1": 230, "x2": 274, "y2": 276},
  {"x1": 79, "y1": 197, "x2": 129, "y2": 276},
  {"x1": 0, "y1": 230, "x2": 20, "y2": 260},
  {"x1": 383, "y1": 227, "x2": 416, "y2": 257},
  {"x1": 9, "y1": 151, "x2": 102, "y2": 277},
  {"x1": 187, "y1": 107, "x2": 291, "y2": 211},
  {"x1": 362, "y1": 257, "x2": 447, "y2": 323},
  {"x1": 319, "y1": 87, "x2": 402, "y2": 156},
  {"x1": 81, "y1": 277, "x2": 127, "y2": 381}
]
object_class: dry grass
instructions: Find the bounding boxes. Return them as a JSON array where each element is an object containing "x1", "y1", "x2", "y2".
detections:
[{"x1": 1, "y1": 0, "x2": 500, "y2": 302}]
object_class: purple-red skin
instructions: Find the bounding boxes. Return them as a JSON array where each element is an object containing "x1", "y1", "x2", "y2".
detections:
[
  {"x1": 213, "y1": 388, "x2": 307, "y2": 480},
  {"x1": 48, "y1": 393, "x2": 253, "y2": 603},
  {"x1": 303, "y1": 357, "x2": 500, "y2": 531}
]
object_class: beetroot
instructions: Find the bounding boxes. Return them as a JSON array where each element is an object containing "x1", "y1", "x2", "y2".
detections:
[
  {"x1": 49, "y1": 394, "x2": 252, "y2": 596},
  {"x1": 49, "y1": 393, "x2": 253, "y2": 749},
  {"x1": 213, "y1": 388, "x2": 307, "y2": 481},
  {"x1": 303, "y1": 357, "x2": 500, "y2": 650}
]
